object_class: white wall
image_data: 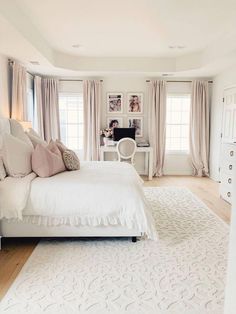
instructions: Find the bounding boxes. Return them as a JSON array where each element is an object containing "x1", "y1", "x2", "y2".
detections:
[
  {"x1": 210, "y1": 64, "x2": 236, "y2": 181},
  {"x1": 102, "y1": 76, "x2": 148, "y2": 174},
  {"x1": 102, "y1": 77, "x2": 193, "y2": 175},
  {"x1": 0, "y1": 54, "x2": 10, "y2": 117}
]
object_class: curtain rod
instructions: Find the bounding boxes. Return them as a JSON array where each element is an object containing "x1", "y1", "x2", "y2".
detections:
[
  {"x1": 146, "y1": 80, "x2": 213, "y2": 83},
  {"x1": 59, "y1": 79, "x2": 103, "y2": 82}
]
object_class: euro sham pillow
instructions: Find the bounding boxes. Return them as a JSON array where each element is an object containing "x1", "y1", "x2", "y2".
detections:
[
  {"x1": 10, "y1": 119, "x2": 33, "y2": 148},
  {"x1": 2, "y1": 133, "x2": 33, "y2": 177},
  {"x1": 0, "y1": 157, "x2": 6, "y2": 180},
  {"x1": 63, "y1": 149, "x2": 80, "y2": 170},
  {"x1": 27, "y1": 132, "x2": 47, "y2": 148},
  {"x1": 32, "y1": 142, "x2": 66, "y2": 178},
  {"x1": 28, "y1": 128, "x2": 41, "y2": 139}
]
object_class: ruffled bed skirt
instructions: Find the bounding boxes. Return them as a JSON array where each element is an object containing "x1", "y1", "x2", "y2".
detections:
[{"x1": 4, "y1": 213, "x2": 158, "y2": 241}]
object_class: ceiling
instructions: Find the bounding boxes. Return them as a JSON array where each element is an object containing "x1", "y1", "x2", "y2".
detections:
[{"x1": 1, "y1": 0, "x2": 236, "y2": 77}]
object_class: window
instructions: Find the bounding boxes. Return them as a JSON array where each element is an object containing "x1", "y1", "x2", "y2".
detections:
[
  {"x1": 59, "y1": 93, "x2": 83, "y2": 158},
  {"x1": 27, "y1": 88, "x2": 34, "y2": 123},
  {"x1": 166, "y1": 94, "x2": 191, "y2": 152}
]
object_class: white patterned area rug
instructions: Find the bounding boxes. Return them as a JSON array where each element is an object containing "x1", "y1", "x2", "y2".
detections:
[{"x1": 0, "y1": 187, "x2": 229, "y2": 314}]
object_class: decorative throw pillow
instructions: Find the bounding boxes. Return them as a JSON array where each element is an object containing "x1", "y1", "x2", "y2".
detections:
[
  {"x1": 55, "y1": 139, "x2": 68, "y2": 154},
  {"x1": 0, "y1": 157, "x2": 6, "y2": 180},
  {"x1": 27, "y1": 132, "x2": 47, "y2": 148},
  {"x1": 32, "y1": 143, "x2": 66, "y2": 178},
  {"x1": 63, "y1": 150, "x2": 80, "y2": 171},
  {"x1": 2, "y1": 133, "x2": 33, "y2": 177},
  {"x1": 10, "y1": 119, "x2": 33, "y2": 148}
]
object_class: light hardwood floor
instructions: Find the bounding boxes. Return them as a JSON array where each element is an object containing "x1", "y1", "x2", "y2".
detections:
[{"x1": 0, "y1": 176, "x2": 231, "y2": 300}]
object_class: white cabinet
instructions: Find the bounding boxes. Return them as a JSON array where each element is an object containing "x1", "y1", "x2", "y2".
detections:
[
  {"x1": 220, "y1": 87, "x2": 236, "y2": 204},
  {"x1": 219, "y1": 143, "x2": 236, "y2": 203}
]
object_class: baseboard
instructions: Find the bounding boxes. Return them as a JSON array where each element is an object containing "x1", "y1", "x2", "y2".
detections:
[{"x1": 163, "y1": 171, "x2": 193, "y2": 176}]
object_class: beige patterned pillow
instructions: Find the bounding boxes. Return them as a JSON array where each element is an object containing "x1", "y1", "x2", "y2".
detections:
[{"x1": 63, "y1": 150, "x2": 80, "y2": 171}]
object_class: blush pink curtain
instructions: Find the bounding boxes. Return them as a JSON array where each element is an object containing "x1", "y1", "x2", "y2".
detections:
[
  {"x1": 148, "y1": 80, "x2": 167, "y2": 176},
  {"x1": 83, "y1": 80, "x2": 101, "y2": 161},
  {"x1": 190, "y1": 80, "x2": 210, "y2": 176}
]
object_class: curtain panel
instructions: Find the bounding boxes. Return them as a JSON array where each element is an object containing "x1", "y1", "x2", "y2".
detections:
[
  {"x1": 148, "y1": 80, "x2": 167, "y2": 176},
  {"x1": 41, "y1": 78, "x2": 60, "y2": 142},
  {"x1": 83, "y1": 80, "x2": 102, "y2": 161},
  {"x1": 34, "y1": 76, "x2": 45, "y2": 139},
  {"x1": 10, "y1": 61, "x2": 27, "y2": 121},
  {"x1": 190, "y1": 80, "x2": 210, "y2": 176}
]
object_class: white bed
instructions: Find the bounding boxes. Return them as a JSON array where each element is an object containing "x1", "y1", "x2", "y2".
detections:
[{"x1": 0, "y1": 118, "x2": 157, "y2": 247}]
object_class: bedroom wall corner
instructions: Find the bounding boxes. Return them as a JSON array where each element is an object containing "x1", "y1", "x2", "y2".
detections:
[{"x1": 0, "y1": 54, "x2": 10, "y2": 118}]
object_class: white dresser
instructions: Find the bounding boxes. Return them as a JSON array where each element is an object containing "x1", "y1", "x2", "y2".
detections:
[
  {"x1": 219, "y1": 143, "x2": 236, "y2": 203},
  {"x1": 219, "y1": 86, "x2": 236, "y2": 204}
]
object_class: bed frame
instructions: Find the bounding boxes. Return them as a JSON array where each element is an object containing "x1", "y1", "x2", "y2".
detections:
[{"x1": 0, "y1": 117, "x2": 141, "y2": 248}]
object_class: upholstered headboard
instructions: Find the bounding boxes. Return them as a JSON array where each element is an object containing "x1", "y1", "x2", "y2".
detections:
[
  {"x1": 0, "y1": 117, "x2": 10, "y2": 149},
  {"x1": 0, "y1": 117, "x2": 10, "y2": 134}
]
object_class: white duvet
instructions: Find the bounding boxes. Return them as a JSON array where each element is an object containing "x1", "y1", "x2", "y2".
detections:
[{"x1": 0, "y1": 162, "x2": 157, "y2": 240}]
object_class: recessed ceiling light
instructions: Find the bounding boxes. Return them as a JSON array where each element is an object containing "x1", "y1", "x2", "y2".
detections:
[
  {"x1": 72, "y1": 44, "x2": 82, "y2": 48},
  {"x1": 162, "y1": 73, "x2": 174, "y2": 77},
  {"x1": 30, "y1": 61, "x2": 40, "y2": 65},
  {"x1": 168, "y1": 45, "x2": 186, "y2": 49}
]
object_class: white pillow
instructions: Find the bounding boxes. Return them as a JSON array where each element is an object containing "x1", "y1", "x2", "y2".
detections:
[
  {"x1": 2, "y1": 133, "x2": 33, "y2": 177},
  {"x1": 0, "y1": 157, "x2": 6, "y2": 180},
  {"x1": 27, "y1": 133, "x2": 47, "y2": 148},
  {"x1": 10, "y1": 119, "x2": 33, "y2": 148},
  {"x1": 28, "y1": 128, "x2": 41, "y2": 139}
]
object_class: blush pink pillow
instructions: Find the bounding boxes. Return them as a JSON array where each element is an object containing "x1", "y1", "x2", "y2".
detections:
[{"x1": 32, "y1": 142, "x2": 66, "y2": 178}]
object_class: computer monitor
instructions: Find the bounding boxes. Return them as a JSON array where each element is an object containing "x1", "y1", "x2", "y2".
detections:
[{"x1": 113, "y1": 128, "x2": 136, "y2": 141}]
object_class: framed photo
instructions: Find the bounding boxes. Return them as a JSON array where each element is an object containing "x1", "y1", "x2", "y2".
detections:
[
  {"x1": 107, "y1": 93, "x2": 123, "y2": 113},
  {"x1": 107, "y1": 117, "x2": 123, "y2": 128},
  {"x1": 128, "y1": 117, "x2": 143, "y2": 137},
  {"x1": 127, "y1": 93, "x2": 143, "y2": 114}
]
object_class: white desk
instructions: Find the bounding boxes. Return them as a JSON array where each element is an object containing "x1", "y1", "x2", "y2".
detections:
[{"x1": 100, "y1": 145, "x2": 153, "y2": 180}]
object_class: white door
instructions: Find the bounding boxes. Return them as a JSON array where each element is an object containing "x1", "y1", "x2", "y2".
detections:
[{"x1": 222, "y1": 87, "x2": 236, "y2": 143}]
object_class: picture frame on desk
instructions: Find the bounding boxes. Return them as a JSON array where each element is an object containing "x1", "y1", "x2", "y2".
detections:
[{"x1": 128, "y1": 117, "x2": 143, "y2": 137}]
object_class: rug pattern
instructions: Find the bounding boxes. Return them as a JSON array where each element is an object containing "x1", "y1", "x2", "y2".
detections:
[{"x1": 0, "y1": 188, "x2": 229, "y2": 314}]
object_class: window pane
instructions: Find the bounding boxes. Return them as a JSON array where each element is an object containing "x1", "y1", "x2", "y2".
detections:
[
  {"x1": 27, "y1": 89, "x2": 34, "y2": 124},
  {"x1": 59, "y1": 93, "x2": 83, "y2": 158},
  {"x1": 166, "y1": 94, "x2": 190, "y2": 152}
]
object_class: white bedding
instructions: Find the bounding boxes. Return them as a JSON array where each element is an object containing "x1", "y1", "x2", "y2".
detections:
[
  {"x1": 0, "y1": 162, "x2": 157, "y2": 240},
  {"x1": 0, "y1": 172, "x2": 36, "y2": 219}
]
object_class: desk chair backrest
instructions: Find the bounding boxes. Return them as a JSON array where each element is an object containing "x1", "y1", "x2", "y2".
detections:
[{"x1": 116, "y1": 137, "x2": 136, "y2": 165}]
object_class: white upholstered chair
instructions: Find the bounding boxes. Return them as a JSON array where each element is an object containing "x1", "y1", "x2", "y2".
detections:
[{"x1": 116, "y1": 137, "x2": 137, "y2": 165}]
